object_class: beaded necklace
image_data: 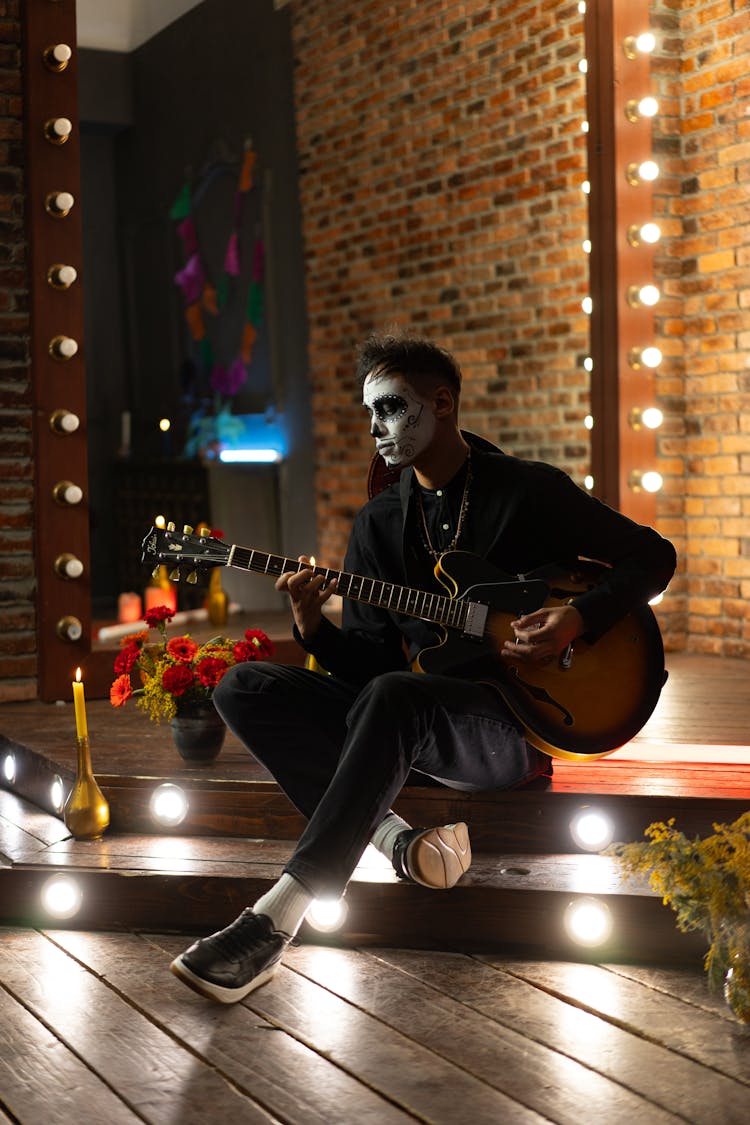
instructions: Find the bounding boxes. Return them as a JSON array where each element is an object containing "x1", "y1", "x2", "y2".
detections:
[{"x1": 415, "y1": 452, "x2": 473, "y2": 561}]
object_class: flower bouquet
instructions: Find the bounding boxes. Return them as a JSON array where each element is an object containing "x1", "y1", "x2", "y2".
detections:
[
  {"x1": 611, "y1": 812, "x2": 750, "y2": 1021},
  {"x1": 110, "y1": 605, "x2": 274, "y2": 723}
]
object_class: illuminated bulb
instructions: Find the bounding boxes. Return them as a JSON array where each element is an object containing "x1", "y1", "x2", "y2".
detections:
[
  {"x1": 149, "y1": 783, "x2": 188, "y2": 828},
  {"x1": 581, "y1": 180, "x2": 591, "y2": 194},
  {"x1": 628, "y1": 283, "x2": 660, "y2": 308},
  {"x1": 629, "y1": 406, "x2": 663, "y2": 430},
  {"x1": 578, "y1": 58, "x2": 588, "y2": 74},
  {"x1": 159, "y1": 418, "x2": 171, "y2": 432},
  {"x1": 47, "y1": 263, "x2": 78, "y2": 289},
  {"x1": 578, "y1": 2, "x2": 586, "y2": 14},
  {"x1": 583, "y1": 356, "x2": 594, "y2": 372},
  {"x1": 584, "y1": 475, "x2": 594, "y2": 490},
  {"x1": 623, "y1": 31, "x2": 656, "y2": 59},
  {"x1": 625, "y1": 96, "x2": 659, "y2": 122},
  {"x1": 564, "y1": 898, "x2": 613, "y2": 946},
  {"x1": 44, "y1": 117, "x2": 72, "y2": 144},
  {"x1": 581, "y1": 120, "x2": 589, "y2": 133},
  {"x1": 51, "y1": 775, "x2": 65, "y2": 813},
  {"x1": 649, "y1": 591, "x2": 664, "y2": 606},
  {"x1": 3, "y1": 753, "x2": 16, "y2": 784},
  {"x1": 626, "y1": 160, "x2": 659, "y2": 185},
  {"x1": 45, "y1": 190, "x2": 75, "y2": 217},
  {"x1": 582, "y1": 297, "x2": 592, "y2": 315},
  {"x1": 628, "y1": 345, "x2": 662, "y2": 369},
  {"x1": 155, "y1": 515, "x2": 167, "y2": 529},
  {"x1": 43, "y1": 43, "x2": 73, "y2": 71},
  {"x1": 582, "y1": 239, "x2": 591, "y2": 254},
  {"x1": 49, "y1": 335, "x2": 79, "y2": 360},
  {"x1": 570, "y1": 808, "x2": 615, "y2": 852},
  {"x1": 584, "y1": 414, "x2": 594, "y2": 430},
  {"x1": 627, "y1": 222, "x2": 661, "y2": 247},
  {"x1": 629, "y1": 469, "x2": 664, "y2": 493},
  {"x1": 41, "y1": 874, "x2": 82, "y2": 920},
  {"x1": 307, "y1": 897, "x2": 348, "y2": 933}
]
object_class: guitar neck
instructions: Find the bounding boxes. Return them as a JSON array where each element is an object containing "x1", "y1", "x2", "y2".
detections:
[{"x1": 227, "y1": 544, "x2": 469, "y2": 631}]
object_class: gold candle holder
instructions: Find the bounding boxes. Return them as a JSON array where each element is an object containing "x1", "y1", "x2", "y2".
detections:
[{"x1": 63, "y1": 736, "x2": 110, "y2": 840}]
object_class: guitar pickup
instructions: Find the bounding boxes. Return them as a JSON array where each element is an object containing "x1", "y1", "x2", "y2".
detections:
[{"x1": 462, "y1": 600, "x2": 488, "y2": 640}]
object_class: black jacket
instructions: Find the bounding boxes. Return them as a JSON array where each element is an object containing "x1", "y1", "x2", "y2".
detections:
[{"x1": 299, "y1": 442, "x2": 677, "y2": 689}]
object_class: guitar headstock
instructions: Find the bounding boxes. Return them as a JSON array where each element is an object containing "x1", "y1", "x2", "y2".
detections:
[{"x1": 141, "y1": 522, "x2": 230, "y2": 582}]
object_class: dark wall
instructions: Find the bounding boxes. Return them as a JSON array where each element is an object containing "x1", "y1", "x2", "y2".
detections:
[{"x1": 78, "y1": 0, "x2": 314, "y2": 610}]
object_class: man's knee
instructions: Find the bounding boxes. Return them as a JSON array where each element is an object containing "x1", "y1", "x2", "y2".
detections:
[{"x1": 213, "y1": 660, "x2": 278, "y2": 718}]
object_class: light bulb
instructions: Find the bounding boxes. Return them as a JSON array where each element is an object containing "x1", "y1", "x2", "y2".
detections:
[
  {"x1": 47, "y1": 263, "x2": 78, "y2": 289},
  {"x1": 627, "y1": 222, "x2": 661, "y2": 246},
  {"x1": 307, "y1": 897, "x2": 348, "y2": 933},
  {"x1": 627, "y1": 284, "x2": 660, "y2": 307},
  {"x1": 564, "y1": 898, "x2": 613, "y2": 946},
  {"x1": 623, "y1": 31, "x2": 656, "y2": 59},
  {"x1": 628, "y1": 346, "x2": 663, "y2": 370},
  {"x1": 626, "y1": 160, "x2": 659, "y2": 186},
  {"x1": 41, "y1": 875, "x2": 82, "y2": 920},
  {"x1": 149, "y1": 783, "x2": 189, "y2": 828},
  {"x1": 45, "y1": 191, "x2": 75, "y2": 217},
  {"x1": 44, "y1": 117, "x2": 72, "y2": 144},
  {"x1": 43, "y1": 43, "x2": 72, "y2": 71},
  {"x1": 629, "y1": 469, "x2": 664, "y2": 493},
  {"x1": 629, "y1": 407, "x2": 663, "y2": 430},
  {"x1": 625, "y1": 96, "x2": 659, "y2": 122},
  {"x1": 570, "y1": 808, "x2": 615, "y2": 852}
]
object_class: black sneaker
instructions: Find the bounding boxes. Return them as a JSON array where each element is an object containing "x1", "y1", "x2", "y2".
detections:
[
  {"x1": 170, "y1": 908, "x2": 288, "y2": 1004},
  {"x1": 392, "y1": 822, "x2": 471, "y2": 889}
]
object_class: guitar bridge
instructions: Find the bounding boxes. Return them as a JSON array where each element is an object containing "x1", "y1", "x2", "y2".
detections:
[{"x1": 462, "y1": 600, "x2": 488, "y2": 641}]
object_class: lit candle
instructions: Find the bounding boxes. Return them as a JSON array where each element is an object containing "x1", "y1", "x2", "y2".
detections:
[{"x1": 72, "y1": 667, "x2": 88, "y2": 739}]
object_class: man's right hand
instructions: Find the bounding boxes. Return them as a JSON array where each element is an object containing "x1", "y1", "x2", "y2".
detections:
[{"x1": 275, "y1": 555, "x2": 338, "y2": 641}]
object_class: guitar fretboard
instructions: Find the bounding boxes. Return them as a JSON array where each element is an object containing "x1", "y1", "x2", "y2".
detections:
[{"x1": 229, "y1": 545, "x2": 469, "y2": 631}]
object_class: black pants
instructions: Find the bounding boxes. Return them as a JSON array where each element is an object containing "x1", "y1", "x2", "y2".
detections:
[{"x1": 213, "y1": 662, "x2": 551, "y2": 897}]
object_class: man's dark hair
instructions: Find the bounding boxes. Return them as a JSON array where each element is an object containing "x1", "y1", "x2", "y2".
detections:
[{"x1": 355, "y1": 333, "x2": 462, "y2": 400}]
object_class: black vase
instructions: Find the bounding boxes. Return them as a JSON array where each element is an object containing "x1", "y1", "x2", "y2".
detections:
[{"x1": 169, "y1": 703, "x2": 226, "y2": 763}]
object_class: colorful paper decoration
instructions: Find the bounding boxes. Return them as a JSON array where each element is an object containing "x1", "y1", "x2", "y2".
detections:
[{"x1": 171, "y1": 141, "x2": 265, "y2": 457}]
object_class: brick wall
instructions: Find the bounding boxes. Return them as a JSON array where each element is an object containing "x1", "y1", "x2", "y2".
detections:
[
  {"x1": 651, "y1": 0, "x2": 750, "y2": 658},
  {"x1": 0, "y1": 0, "x2": 36, "y2": 701},
  {"x1": 290, "y1": 0, "x2": 590, "y2": 566}
]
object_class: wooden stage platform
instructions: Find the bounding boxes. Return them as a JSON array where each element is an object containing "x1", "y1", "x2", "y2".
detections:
[{"x1": 2, "y1": 649, "x2": 750, "y2": 1121}]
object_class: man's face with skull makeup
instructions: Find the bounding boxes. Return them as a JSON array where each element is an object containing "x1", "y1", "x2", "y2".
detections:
[{"x1": 362, "y1": 372, "x2": 437, "y2": 468}]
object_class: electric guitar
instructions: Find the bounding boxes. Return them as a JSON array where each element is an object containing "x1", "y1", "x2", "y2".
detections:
[{"x1": 141, "y1": 524, "x2": 666, "y2": 760}]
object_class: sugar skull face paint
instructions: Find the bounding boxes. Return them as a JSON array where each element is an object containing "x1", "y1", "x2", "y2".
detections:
[{"x1": 362, "y1": 373, "x2": 436, "y2": 467}]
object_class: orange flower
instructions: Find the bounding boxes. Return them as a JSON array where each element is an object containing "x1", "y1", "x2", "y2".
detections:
[
  {"x1": 166, "y1": 636, "x2": 199, "y2": 663},
  {"x1": 120, "y1": 630, "x2": 148, "y2": 647},
  {"x1": 110, "y1": 673, "x2": 133, "y2": 708}
]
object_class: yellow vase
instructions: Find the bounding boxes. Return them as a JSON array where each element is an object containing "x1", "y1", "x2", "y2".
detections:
[
  {"x1": 63, "y1": 737, "x2": 110, "y2": 840},
  {"x1": 206, "y1": 568, "x2": 228, "y2": 627}
]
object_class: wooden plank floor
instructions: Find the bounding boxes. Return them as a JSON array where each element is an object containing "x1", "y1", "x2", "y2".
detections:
[{"x1": 2, "y1": 928, "x2": 749, "y2": 1124}]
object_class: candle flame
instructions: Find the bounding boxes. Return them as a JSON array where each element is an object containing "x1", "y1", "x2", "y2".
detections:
[
  {"x1": 310, "y1": 556, "x2": 316, "y2": 568},
  {"x1": 75, "y1": 667, "x2": 82, "y2": 683}
]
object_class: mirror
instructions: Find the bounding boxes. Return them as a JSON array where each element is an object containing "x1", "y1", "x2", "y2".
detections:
[{"x1": 74, "y1": 0, "x2": 591, "y2": 638}]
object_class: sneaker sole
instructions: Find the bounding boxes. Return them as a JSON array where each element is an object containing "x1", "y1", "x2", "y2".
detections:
[
  {"x1": 407, "y1": 822, "x2": 471, "y2": 889},
  {"x1": 170, "y1": 953, "x2": 279, "y2": 1004}
]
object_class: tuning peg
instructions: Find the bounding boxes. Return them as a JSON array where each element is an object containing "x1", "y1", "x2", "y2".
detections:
[
  {"x1": 183, "y1": 524, "x2": 194, "y2": 534},
  {"x1": 186, "y1": 570, "x2": 198, "y2": 584},
  {"x1": 169, "y1": 569, "x2": 181, "y2": 582},
  {"x1": 151, "y1": 565, "x2": 162, "y2": 580},
  {"x1": 167, "y1": 521, "x2": 176, "y2": 532}
]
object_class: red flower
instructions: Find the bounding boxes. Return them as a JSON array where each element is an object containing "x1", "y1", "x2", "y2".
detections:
[
  {"x1": 233, "y1": 640, "x2": 259, "y2": 663},
  {"x1": 161, "y1": 663, "x2": 195, "y2": 697},
  {"x1": 145, "y1": 605, "x2": 175, "y2": 628},
  {"x1": 167, "y1": 636, "x2": 199, "y2": 663},
  {"x1": 244, "y1": 628, "x2": 274, "y2": 659},
  {"x1": 110, "y1": 674, "x2": 133, "y2": 708},
  {"x1": 195, "y1": 655, "x2": 230, "y2": 688},
  {"x1": 113, "y1": 642, "x2": 140, "y2": 676}
]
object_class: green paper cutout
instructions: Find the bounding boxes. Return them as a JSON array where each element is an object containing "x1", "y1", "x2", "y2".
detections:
[
  {"x1": 247, "y1": 281, "x2": 264, "y2": 326},
  {"x1": 169, "y1": 181, "x2": 192, "y2": 221}
]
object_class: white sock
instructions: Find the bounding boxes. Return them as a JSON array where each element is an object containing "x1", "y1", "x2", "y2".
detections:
[
  {"x1": 253, "y1": 873, "x2": 313, "y2": 938},
  {"x1": 370, "y1": 811, "x2": 412, "y2": 861}
]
